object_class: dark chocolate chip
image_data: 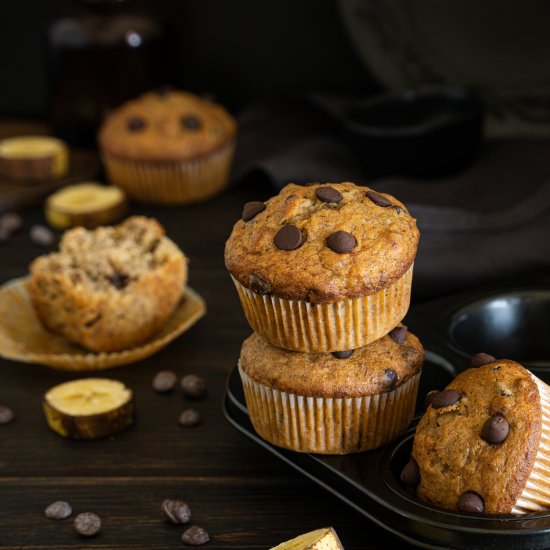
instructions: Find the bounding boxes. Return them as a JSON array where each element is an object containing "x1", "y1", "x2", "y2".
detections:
[
  {"x1": 30, "y1": 225, "x2": 55, "y2": 247},
  {"x1": 162, "y1": 499, "x2": 191, "y2": 524},
  {"x1": 431, "y1": 389, "x2": 460, "y2": 409},
  {"x1": 400, "y1": 459, "x2": 420, "y2": 487},
  {"x1": 152, "y1": 370, "x2": 178, "y2": 393},
  {"x1": 127, "y1": 116, "x2": 146, "y2": 131},
  {"x1": 107, "y1": 272, "x2": 129, "y2": 290},
  {"x1": 242, "y1": 201, "x2": 266, "y2": 222},
  {"x1": 181, "y1": 525, "x2": 210, "y2": 546},
  {"x1": 179, "y1": 408, "x2": 201, "y2": 427},
  {"x1": 389, "y1": 326, "x2": 408, "y2": 345},
  {"x1": 45, "y1": 501, "x2": 72, "y2": 520},
  {"x1": 424, "y1": 390, "x2": 439, "y2": 410},
  {"x1": 470, "y1": 352, "x2": 496, "y2": 368},
  {"x1": 0, "y1": 406, "x2": 14, "y2": 426},
  {"x1": 181, "y1": 375, "x2": 207, "y2": 399},
  {"x1": 332, "y1": 350, "x2": 354, "y2": 359},
  {"x1": 481, "y1": 414, "x2": 509, "y2": 445},
  {"x1": 304, "y1": 182, "x2": 319, "y2": 187},
  {"x1": 73, "y1": 512, "x2": 101, "y2": 537},
  {"x1": 457, "y1": 492, "x2": 484, "y2": 514},
  {"x1": 249, "y1": 274, "x2": 272, "y2": 295},
  {"x1": 274, "y1": 224, "x2": 303, "y2": 251},
  {"x1": 315, "y1": 186, "x2": 343, "y2": 204},
  {"x1": 366, "y1": 190, "x2": 392, "y2": 207},
  {"x1": 326, "y1": 231, "x2": 356, "y2": 253},
  {"x1": 382, "y1": 368, "x2": 398, "y2": 390},
  {"x1": 395, "y1": 206, "x2": 402, "y2": 215},
  {"x1": 181, "y1": 115, "x2": 202, "y2": 131}
]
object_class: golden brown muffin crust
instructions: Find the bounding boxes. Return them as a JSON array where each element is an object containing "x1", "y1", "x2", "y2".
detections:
[
  {"x1": 98, "y1": 90, "x2": 236, "y2": 162},
  {"x1": 239, "y1": 328, "x2": 424, "y2": 398},
  {"x1": 412, "y1": 360, "x2": 542, "y2": 514},
  {"x1": 225, "y1": 182, "x2": 419, "y2": 303}
]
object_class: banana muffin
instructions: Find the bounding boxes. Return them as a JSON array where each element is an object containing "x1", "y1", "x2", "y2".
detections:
[
  {"x1": 405, "y1": 359, "x2": 550, "y2": 515},
  {"x1": 225, "y1": 182, "x2": 419, "y2": 352},
  {"x1": 28, "y1": 216, "x2": 187, "y2": 352},
  {"x1": 239, "y1": 326, "x2": 424, "y2": 454},
  {"x1": 98, "y1": 89, "x2": 236, "y2": 204}
]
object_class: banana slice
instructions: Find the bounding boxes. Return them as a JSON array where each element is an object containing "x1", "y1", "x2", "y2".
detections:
[
  {"x1": 45, "y1": 182, "x2": 127, "y2": 230},
  {"x1": 43, "y1": 378, "x2": 133, "y2": 440},
  {"x1": 0, "y1": 136, "x2": 68, "y2": 180},
  {"x1": 271, "y1": 528, "x2": 344, "y2": 550}
]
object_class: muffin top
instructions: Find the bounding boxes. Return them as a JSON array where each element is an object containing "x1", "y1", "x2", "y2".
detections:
[
  {"x1": 412, "y1": 360, "x2": 542, "y2": 515},
  {"x1": 225, "y1": 182, "x2": 419, "y2": 303},
  {"x1": 98, "y1": 90, "x2": 236, "y2": 162},
  {"x1": 239, "y1": 327, "x2": 423, "y2": 398}
]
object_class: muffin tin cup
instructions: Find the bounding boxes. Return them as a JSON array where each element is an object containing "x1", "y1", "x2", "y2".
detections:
[
  {"x1": 102, "y1": 141, "x2": 235, "y2": 205},
  {"x1": 239, "y1": 364, "x2": 420, "y2": 454},
  {"x1": 231, "y1": 264, "x2": 413, "y2": 352}
]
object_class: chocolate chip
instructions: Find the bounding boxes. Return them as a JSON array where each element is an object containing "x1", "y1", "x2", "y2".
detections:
[
  {"x1": 304, "y1": 182, "x2": 319, "y2": 187},
  {"x1": 181, "y1": 115, "x2": 202, "y2": 131},
  {"x1": 127, "y1": 116, "x2": 146, "y2": 131},
  {"x1": 30, "y1": 225, "x2": 55, "y2": 247},
  {"x1": 431, "y1": 389, "x2": 460, "y2": 409},
  {"x1": 332, "y1": 350, "x2": 354, "y2": 359},
  {"x1": 326, "y1": 231, "x2": 356, "y2": 253},
  {"x1": 389, "y1": 326, "x2": 408, "y2": 345},
  {"x1": 400, "y1": 460, "x2": 420, "y2": 488},
  {"x1": 315, "y1": 187, "x2": 343, "y2": 204},
  {"x1": 179, "y1": 408, "x2": 201, "y2": 427},
  {"x1": 424, "y1": 390, "x2": 439, "y2": 410},
  {"x1": 457, "y1": 492, "x2": 484, "y2": 514},
  {"x1": 45, "y1": 501, "x2": 72, "y2": 520},
  {"x1": 152, "y1": 370, "x2": 178, "y2": 393},
  {"x1": 366, "y1": 190, "x2": 392, "y2": 207},
  {"x1": 470, "y1": 352, "x2": 496, "y2": 368},
  {"x1": 181, "y1": 375, "x2": 207, "y2": 399},
  {"x1": 395, "y1": 206, "x2": 402, "y2": 215},
  {"x1": 156, "y1": 85, "x2": 173, "y2": 97},
  {"x1": 382, "y1": 368, "x2": 398, "y2": 390},
  {"x1": 73, "y1": 512, "x2": 101, "y2": 537},
  {"x1": 249, "y1": 274, "x2": 272, "y2": 295},
  {"x1": 181, "y1": 525, "x2": 210, "y2": 546},
  {"x1": 0, "y1": 406, "x2": 14, "y2": 426},
  {"x1": 481, "y1": 414, "x2": 509, "y2": 445},
  {"x1": 107, "y1": 272, "x2": 129, "y2": 290},
  {"x1": 162, "y1": 499, "x2": 191, "y2": 524},
  {"x1": 274, "y1": 224, "x2": 303, "y2": 251},
  {"x1": 242, "y1": 201, "x2": 266, "y2": 221}
]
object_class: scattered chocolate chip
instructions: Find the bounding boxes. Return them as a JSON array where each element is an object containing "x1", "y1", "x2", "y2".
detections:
[
  {"x1": 395, "y1": 206, "x2": 402, "y2": 215},
  {"x1": 431, "y1": 389, "x2": 460, "y2": 409},
  {"x1": 179, "y1": 408, "x2": 201, "y2": 427},
  {"x1": 0, "y1": 212, "x2": 23, "y2": 234},
  {"x1": 181, "y1": 375, "x2": 207, "y2": 399},
  {"x1": 181, "y1": 525, "x2": 210, "y2": 546},
  {"x1": 457, "y1": 492, "x2": 484, "y2": 514},
  {"x1": 326, "y1": 231, "x2": 356, "y2": 253},
  {"x1": 382, "y1": 368, "x2": 398, "y2": 390},
  {"x1": 470, "y1": 352, "x2": 496, "y2": 368},
  {"x1": 162, "y1": 499, "x2": 191, "y2": 524},
  {"x1": 481, "y1": 414, "x2": 509, "y2": 445},
  {"x1": 0, "y1": 406, "x2": 14, "y2": 425},
  {"x1": 389, "y1": 326, "x2": 408, "y2": 345},
  {"x1": 315, "y1": 187, "x2": 343, "y2": 204},
  {"x1": 400, "y1": 459, "x2": 420, "y2": 487},
  {"x1": 332, "y1": 350, "x2": 354, "y2": 359},
  {"x1": 304, "y1": 182, "x2": 319, "y2": 187},
  {"x1": 107, "y1": 272, "x2": 129, "y2": 290},
  {"x1": 424, "y1": 390, "x2": 439, "y2": 410},
  {"x1": 127, "y1": 116, "x2": 146, "y2": 131},
  {"x1": 30, "y1": 225, "x2": 55, "y2": 247},
  {"x1": 242, "y1": 201, "x2": 266, "y2": 222},
  {"x1": 181, "y1": 115, "x2": 202, "y2": 131},
  {"x1": 45, "y1": 501, "x2": 72, "y2": 520},
  {"x1": 73, "y1": 512, "x2": 101, "y2": 538},
  {"x1": 274, "y1": 224, "x2": 303, "y2": 251},
  {"x1": 366, "y1": 190, "x2": 392, "y2": 207},
  {"x1": 249, "y1": 274, "x2": 272, "y2": 295},
  {"x1": 153, "y1": 370, "x2": 178, "y2": 393}
]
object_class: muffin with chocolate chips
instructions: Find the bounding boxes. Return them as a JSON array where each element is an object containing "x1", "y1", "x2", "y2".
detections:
[
  {"x1": 98, "y1": 89, "x2": 236, "y2": 204},
  {"x1": 239, "y1": 325, "x2": 424, "y2": 454},
  {"x1": 225, "y1": 182, "x2": 419, "y2": 352},
  {"x1": 405, "y1": 359, "x2": 550, "y2": 514},
  {"x1": 28, "y1": 216, "x2": 187, "y2": 352}
]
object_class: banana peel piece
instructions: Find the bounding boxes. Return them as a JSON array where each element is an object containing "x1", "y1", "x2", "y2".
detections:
[
  {"x1": 43, "y1": 378, "x2": 133, "y2": 440},
  {"x1": 271, "y1": 528, "x2": 344, "y2": 550}
]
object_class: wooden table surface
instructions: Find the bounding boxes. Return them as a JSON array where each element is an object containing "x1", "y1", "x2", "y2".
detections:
[{"x1": 0, "y1": 177, "x2": 420, "y2": 549}]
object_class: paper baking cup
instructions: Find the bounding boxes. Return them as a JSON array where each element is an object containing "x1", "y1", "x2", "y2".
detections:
[
  {"x1": 102, "y1": 141, "x2": 235, "y2": 204},
  {"x1": 231, "y1": 264, "x2": 413, "y2": 352},
  {"x1": 239, "y1": 366, "x2": 420, "y2": 454},
  {"x1": 0, "y1": 277, "x2": 206, "y2": 371},
  {"x1": 512, "y1": 374, "x2": 550, "y2": 514}
]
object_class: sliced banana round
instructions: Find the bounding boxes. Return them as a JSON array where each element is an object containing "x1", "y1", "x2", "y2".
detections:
[
  {"x1": 43, "y1": 378, "x2": 133, "y2": 440},
  {"x1": 271, "y1": 528, "x2": 343, "y2": 550},
  {"x1": 45, "y1": 182, "x2": 127, "y2": 229}
]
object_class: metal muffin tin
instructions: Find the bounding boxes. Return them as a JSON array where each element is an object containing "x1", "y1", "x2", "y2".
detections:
[{"x1": 224, "y1": 279, "x2": 550, "y2": 549}]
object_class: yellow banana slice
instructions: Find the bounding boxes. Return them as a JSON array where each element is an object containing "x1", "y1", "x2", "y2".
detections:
[
  {"x1": 43, "y1": 378, "x2": 133, "y2": 439},
  {"x1": 45, "y1": 182, "x2": 127, "y2": 229},
  {"x1": 271, "y1": 528, "x2": 344, "y2": 550}
]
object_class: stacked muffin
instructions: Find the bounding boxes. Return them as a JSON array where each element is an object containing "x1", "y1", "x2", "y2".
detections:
[{"x1": 225, "y1": 182, "x2": 423, "y2": 454}]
